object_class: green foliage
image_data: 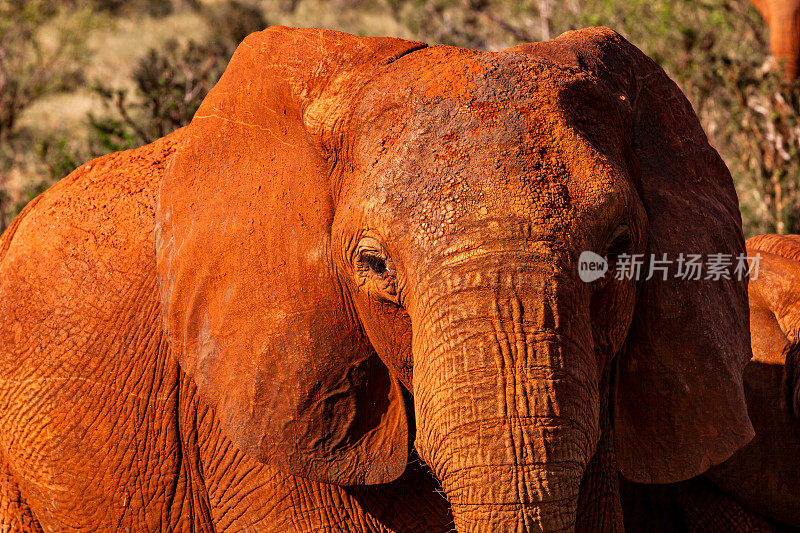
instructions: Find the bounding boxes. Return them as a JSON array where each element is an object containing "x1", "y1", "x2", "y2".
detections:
[
  {"x1": 0, "y1": 0, "x2": 91, "y2": 141},
  {"x1": 38, "y1": 137, "x2": 85, "y2": 180},
  {"x1": 202, "y1": 0, "x2": 267, "y2": 49},
  {"x1": 0, "y1": 0, "x2": 95, "y2": 228},
  {"x1": 86, "y1": 39, "x2": 231, "y2": 153},
  {"x1": 721, "y1": 69, "x2": 800, "y2": 235},
  {"x1": 84, "y1": 1, "x2": 266, "y2": 154}
]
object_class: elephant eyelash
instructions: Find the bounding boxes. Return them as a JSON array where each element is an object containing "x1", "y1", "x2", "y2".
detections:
[
  {"x1": 357, "y1": 250, "x2": 396, "y2": 276},
  {"x1": 606, "y1": 237, "x2": 632, "y2": 261},
  {"x1": 360, "y1": 253, "x2": 389, "y2": 274},
  {"x1": 356, "y1": 250, "x2": 399, "y2": 299}
]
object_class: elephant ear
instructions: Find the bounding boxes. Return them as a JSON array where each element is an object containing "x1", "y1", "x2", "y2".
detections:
[
  {"x1": 592, "y1": 29, "x2": 754, "y2": 483},
  {"x1": 155, "y1": 27, "x2": 426, "y2": 485},
  {"x1": 511, "y1": 28, "x2": 754, "y2": 483}
]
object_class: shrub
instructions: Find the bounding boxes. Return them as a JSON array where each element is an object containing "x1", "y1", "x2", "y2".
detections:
[
  {"x1": 84, "y1": 1, "x2": 266, "y2": 154},
  {"x1": 86, "y1": 39, "x2": 231, "y2": 153},
  {"x1": 0, "y1": 1, "x2": 90, "y2": 141}
]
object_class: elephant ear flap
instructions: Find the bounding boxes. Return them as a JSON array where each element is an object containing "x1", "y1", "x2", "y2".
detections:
[
  {"x1": 155, "y1": 27, "x2": 426, "y2": 485},
  {"x1": 571, "y1": 29, "x2": 754, "y2": 483}
]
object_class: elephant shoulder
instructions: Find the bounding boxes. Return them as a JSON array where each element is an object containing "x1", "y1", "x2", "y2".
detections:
[
  {"x1": 0, "y1": 129, "x2": 184, "y2": 295},
  {"x1": 0, "y1": 131, "x2": 190, "y2": 528},
  {"x1": 0, "y1": 130, "x2": 185, "y2": 348},
  {"x1": 0, "y1": 128, "x2": 186, "y2": 373},
  {"x1": 0, "y1": 128, "x2": 185, "y2": 270}
]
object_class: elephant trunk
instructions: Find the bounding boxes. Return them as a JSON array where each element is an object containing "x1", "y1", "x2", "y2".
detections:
[{"x1": 411, "y1": 267, "x2": 599, "y2": 532}]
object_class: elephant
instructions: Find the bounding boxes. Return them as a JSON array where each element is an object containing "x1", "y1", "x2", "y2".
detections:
[
  {"x1": 751, "y1": 0, "x2": 800, "y2": 78},
  {"x1": 621, "y1": 234, "x2": 800, "y2": 531},
  {"x1": 0, "y1": 26, "x2": 755, "y2": 532}
]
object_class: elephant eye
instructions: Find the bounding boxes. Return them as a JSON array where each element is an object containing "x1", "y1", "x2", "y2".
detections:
[
  {"x1": 361, "y1": 252, "x2": 388, "y2": 274},
  {"x1": 355, "y1": 240, "x2": 398, "y2": 301},
  {"x1": 606, "y1": 225, "x2": 633, "y2": 263}
]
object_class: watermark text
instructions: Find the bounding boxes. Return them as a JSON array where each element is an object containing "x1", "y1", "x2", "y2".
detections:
[{"x1": 578, "y1": 251, "x2": 760, "y2": 283}]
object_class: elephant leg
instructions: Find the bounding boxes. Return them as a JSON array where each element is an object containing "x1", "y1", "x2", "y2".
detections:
[{"x1": 0, "y1": 448, "x2": 42, "y2": 533}]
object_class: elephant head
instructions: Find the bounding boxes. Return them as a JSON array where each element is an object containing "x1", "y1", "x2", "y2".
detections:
[
  {"x1": 746, "y1": 234, "x2": 800, "y2": 343},
  {"x1": 742, "y1": 233, "x2": 800, "y2": 414},
  {"x1": 154, "y1": 26, "x2": 753, "y2": 531}
]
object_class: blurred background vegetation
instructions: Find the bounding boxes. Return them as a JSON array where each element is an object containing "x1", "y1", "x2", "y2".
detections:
[{"x1": 1, "y1": 0, "x2": 798, "y2": 235}]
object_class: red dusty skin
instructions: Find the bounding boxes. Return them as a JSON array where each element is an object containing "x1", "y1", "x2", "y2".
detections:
[
  {"x1": 752, "y1": 0, "x2": 800, "y2": 79},
  {"x1": 0, "y1": 26, "x2": 754, "y2": 532},
  {"x1": 409, "y1": 259, "x2": 599, "y2": 532}
]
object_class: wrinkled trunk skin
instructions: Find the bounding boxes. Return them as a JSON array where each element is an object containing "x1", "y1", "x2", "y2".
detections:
[
  {"x1": 574, "y1": 373, "x2": 624, "y2": 532},
  {"x1": 410, "y1": 265, "x2": 600, "y2": 532}
]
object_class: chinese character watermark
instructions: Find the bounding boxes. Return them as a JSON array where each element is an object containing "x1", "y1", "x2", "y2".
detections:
[{"x1": 577, "y1": 251, "x2": 761, "y2": 283}]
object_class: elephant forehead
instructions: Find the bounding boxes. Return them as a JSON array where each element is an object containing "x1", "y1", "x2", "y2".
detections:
[
  {"x1": 353, "y1": 102, "x2": 630, "y2": 243},
  {"x1": 351, "y1": 49, "x2": 631, "y2": 211},
  {"x1": 372, "y1": 45, "x2": 571, "y2": 102}
]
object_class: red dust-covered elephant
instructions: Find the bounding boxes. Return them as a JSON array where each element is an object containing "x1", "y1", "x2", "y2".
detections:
[
  {"x1": 707, "y1": 234, "x2": 800, "y2": 529},
  {"x1": 0, "y1": 26, "x2": 754, "y2": 531}
]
